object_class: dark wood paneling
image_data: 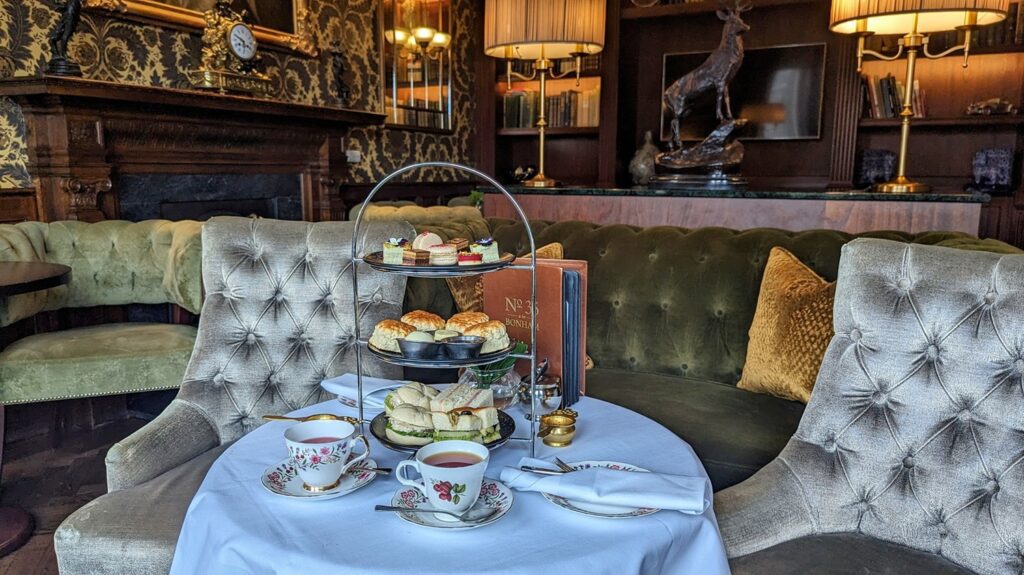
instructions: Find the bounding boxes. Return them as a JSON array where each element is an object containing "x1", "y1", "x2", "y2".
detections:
[{"x1": 0, "y1": 77, "x2": 383, "y2": 223}]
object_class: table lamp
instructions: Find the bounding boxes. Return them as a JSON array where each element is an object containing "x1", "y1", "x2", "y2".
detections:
[
  {"x1": 484, "y1": 0, "x2": 606, "y2": 188},
  {"x1": 830, "y1": 0, "x2": 1008, "y2": 193}
]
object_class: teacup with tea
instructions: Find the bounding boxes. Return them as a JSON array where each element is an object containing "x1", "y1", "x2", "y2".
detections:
[
  {"x1": 396, "y1": 440, "x2": 489, "y2": 521},
  {"x1": 284, "y1": 419, "x2": 370, "y2": 492}
]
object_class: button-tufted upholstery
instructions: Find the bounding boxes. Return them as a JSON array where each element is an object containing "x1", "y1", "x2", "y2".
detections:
[
  {"x1": 0, "y1": 220, "x2": 203, "y2": 404},
  {"x1": 486, "y1": 219, "x2": 1021, "y2": 384},
  {"x1": 55, "y1": 217, "x2": 411, "y2": 575},
  {"x1": 716, "y1": 238, "x2": 1024, "y2": 575},
  {"x1": 0, "y1": 220, "x2": 203, "y2": 326}
]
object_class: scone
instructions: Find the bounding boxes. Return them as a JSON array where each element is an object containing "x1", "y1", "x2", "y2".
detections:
[
  {"x1": 464, "y1": 320, "x2": 510, "y2": 353},
  {"x1": 446, "y1": 311, "x2": 490, "y2": 334},
  {"x1": 400, "y1": 310, "x2": 445, "y2": 332},
  {"x1": 368, "y1": 319, "x2": 416, "y2": 353}
]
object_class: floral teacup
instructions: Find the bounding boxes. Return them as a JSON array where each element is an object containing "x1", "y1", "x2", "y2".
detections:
[
  {"x1": 284, "y1": 419, "x2": 370, "y2": 492},
  {"x1": 396, "y1": 440, "x2": 489, "y2": 521}
]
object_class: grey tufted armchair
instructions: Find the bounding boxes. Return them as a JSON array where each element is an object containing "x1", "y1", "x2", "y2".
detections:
[
  {"x1": 53, "y1": 217, "x2": 412, "y2": 575},
  {"x1": 716, "y1": 238, "x2": 1024, "y2": 575}
]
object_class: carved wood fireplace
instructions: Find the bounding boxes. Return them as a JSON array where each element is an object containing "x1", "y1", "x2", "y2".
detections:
[{"x1": 0, "y1": 77, "x2": 384, "y2": 223}]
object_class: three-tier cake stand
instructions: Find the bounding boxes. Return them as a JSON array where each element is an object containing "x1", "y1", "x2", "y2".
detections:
[{"x1": 349, "y1": 162, "x2": 541, "y2": 457}]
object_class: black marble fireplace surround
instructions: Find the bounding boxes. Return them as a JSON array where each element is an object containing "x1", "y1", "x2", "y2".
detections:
[{"x1": 117, "y1": 174, "x2": 303, "y2": 222}]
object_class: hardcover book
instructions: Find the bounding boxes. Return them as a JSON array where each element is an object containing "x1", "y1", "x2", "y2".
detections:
[{"x1": 482, "y1": 258, "x2": 588, "y2": 402}]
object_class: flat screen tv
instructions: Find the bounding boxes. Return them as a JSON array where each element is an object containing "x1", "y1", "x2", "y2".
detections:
[{"x1": 661, "y1": 43, "x2": 826, "y2": 142}]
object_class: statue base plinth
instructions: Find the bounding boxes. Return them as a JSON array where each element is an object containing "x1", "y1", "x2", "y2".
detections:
[
  {"x1": 45, "y1": 58, "x2": 82, "y2": 77},
  {"x1": 652, "y1": 168, "x2": 747, "y2": 190}
]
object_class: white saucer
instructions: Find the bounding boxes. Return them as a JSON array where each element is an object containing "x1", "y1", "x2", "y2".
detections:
[
  {"x1": 389, "y1": 478, "x2": 513, "y2": 529},
  {"x1": 262, "y1": 457, "x2": 377, "y2": 500},
  {"x1": 541, "y1": 461, "x2": 662, "y2": 519}
]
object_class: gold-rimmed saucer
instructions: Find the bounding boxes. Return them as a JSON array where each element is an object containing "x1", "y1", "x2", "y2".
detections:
[{"x1": 261, "y1": 457, "x2": 378, "y2": 500}]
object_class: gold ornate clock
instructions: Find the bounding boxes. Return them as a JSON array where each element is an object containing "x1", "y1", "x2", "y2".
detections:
[{"x1": 186, "y1": 1, "x2": 271, "y2": 96}]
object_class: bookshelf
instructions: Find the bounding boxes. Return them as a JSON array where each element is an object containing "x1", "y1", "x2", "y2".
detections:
[
  {"x1": 488, "y1": 48, "x2": 615, "y2": 186},
  {"x1": 859, "y1": 116, "x2": 1024, "y2": 129}
]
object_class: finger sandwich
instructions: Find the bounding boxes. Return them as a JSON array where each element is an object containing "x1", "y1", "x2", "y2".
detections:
[
  {"x1": 429, "y1": 384, "x2": 500, "y2": 443},
  {"x1": 383, "y1": 381, "x2": 438, "y2": 414}
]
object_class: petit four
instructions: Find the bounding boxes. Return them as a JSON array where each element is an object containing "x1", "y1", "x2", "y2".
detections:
[
  {"x1": 457, "y1": 252, "x2": 483, "y2": 266},
  {"x1": 411, "y1": 231, "x2": 443, "y2": 250},
  {"x1": 428, "y1": 244, "x2": 458, "y2": 266},
  {"x1": 470, "y1": 238, "x2": 500, "y2": 263},
  {"x1": 382, "y1": 238, "x2": 407, "y2": 265},
  {"x1": 402, "y1": 249, "x2": 430, "y2": 266},
  {"x1": 449, "y1": 237, "x2": 470, "y2": 251}
]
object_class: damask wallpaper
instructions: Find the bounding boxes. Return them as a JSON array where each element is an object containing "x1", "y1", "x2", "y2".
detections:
[{"x1": 0, "y1": 0, "x2": 477, "y2": 189}]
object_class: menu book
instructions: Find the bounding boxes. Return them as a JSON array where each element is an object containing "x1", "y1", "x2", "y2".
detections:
[{"x1": 482, "y1": 258, "x2": 587, "y2": 405}]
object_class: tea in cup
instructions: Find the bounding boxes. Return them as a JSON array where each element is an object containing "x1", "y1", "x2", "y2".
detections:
[
  {"x1": 284, "y1": 419, "x2": 370, "y2": 492},
  {"x1": 396, "y1": 440, "x2": 489, "y2": 521}
]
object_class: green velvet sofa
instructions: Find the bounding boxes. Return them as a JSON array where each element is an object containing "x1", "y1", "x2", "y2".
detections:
[
  {"x1": 402, "y1": 216, "x2": 1021, "y2": 489},
  {"x1": 0, "y1": 220, "x2": 203, "y2": 405}
]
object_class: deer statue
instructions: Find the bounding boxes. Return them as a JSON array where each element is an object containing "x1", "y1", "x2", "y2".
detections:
[{"x1": 663, "y1": 0, "x2": 751, "y2": 150}]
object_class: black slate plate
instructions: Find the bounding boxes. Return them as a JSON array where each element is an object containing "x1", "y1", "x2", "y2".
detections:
[{"x1": 369, "y1": 410, "x2": 516, "y2": 454}]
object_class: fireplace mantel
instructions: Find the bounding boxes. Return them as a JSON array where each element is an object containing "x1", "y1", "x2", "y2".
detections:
[{"x1": 0, "y1": 76, "x2": 385, "y2": 222}]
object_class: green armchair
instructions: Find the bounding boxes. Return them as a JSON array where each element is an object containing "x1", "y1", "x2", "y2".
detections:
[{"x1": 0, "y1": 220, "x2": 203, "y2": 405}]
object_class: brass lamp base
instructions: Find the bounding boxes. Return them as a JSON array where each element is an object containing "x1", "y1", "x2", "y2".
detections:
[
  {"x1": 522, "y1": 173, "x2": 558, "y2": 188},
  {"x1": 873, "y1": 176, "x2": 931, "y2": 194}
]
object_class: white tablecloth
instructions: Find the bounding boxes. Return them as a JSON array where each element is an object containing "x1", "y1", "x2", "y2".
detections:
[{"x1": 169, "y1": 395, "x2": 731, "y2": 575}]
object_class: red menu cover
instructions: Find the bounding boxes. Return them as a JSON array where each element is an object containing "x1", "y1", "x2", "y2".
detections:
[{"x1": 482, "y1": 258, "x2": 588, "y2": 395}]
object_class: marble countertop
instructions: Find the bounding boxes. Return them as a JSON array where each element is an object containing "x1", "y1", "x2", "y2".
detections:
[{"x1": 477, "y1": 185, "x2": 990, "y2": 203}]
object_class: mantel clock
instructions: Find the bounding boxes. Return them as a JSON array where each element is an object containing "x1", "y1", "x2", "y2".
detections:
[{"x1": 186, "y1": 0, "x2": 272, "y2": 96}]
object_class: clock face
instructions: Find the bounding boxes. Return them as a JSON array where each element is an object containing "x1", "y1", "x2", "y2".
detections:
[{"x1": 228, "y1": 23, "x2": 257, "y2": 61}]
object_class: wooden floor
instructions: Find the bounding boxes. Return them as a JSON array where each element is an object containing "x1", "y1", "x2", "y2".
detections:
[{"x1": 0, "y1": 418, "x2": 145, "y2": 575}]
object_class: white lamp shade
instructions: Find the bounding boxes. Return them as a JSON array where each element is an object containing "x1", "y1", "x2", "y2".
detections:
[
  {"x1": 484, "y1": 0, "x2": 606, "y2": 60},
  {"x1": 830, "y1": 0, "x2": 1008, "y2": 34}
]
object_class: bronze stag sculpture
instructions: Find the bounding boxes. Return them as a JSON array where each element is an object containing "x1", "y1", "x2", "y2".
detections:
[{"x1": 663, "y1": 0, "x2": 751, "y2": 151}]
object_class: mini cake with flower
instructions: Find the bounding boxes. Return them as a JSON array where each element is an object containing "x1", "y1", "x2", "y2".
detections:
[
  {"x1": 383, "y1": 238, "x2": 408, "y2": 265},
  {"x1": 470, "y1": 238, "x2": 500, "y2": 263}
]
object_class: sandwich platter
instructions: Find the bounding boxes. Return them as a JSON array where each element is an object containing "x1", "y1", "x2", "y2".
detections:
[
  {"x1": 370, "y1": 410, "x2": 516, "y2": 454},
  {"x1": 362, "y1": 251, "x2": 515, "y2": 278},
  {"x1": 367, "y1": 341, "x2": 517, "y2": 369}
]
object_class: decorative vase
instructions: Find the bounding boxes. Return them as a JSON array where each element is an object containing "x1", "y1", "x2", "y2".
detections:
[
  {"x1": 629, "y1": 130, "x2": 660, "y2": 185},
  {"x1": 458, "y1": 367, "x2": 521, "y2": 410}
]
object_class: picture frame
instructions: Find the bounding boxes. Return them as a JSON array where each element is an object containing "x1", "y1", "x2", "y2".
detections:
[{"x1": 84, "y1": 0, "x2": 317, "y2": 56}]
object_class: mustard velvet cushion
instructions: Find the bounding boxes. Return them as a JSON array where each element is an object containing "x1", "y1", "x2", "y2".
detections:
[
  {"x1": 738, "y1": 247, "x2": 835, "y2": 403},
  {"x1": 0, "y1": 323, "x2": 197, "y2": 405}
]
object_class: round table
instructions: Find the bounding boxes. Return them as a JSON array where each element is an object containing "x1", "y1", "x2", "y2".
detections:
[
  {"x1": 0, "y1": 260, "x2": 71, "y2": 557},
  {"x1": 168, "y1": 395, "x2": 729, "y2": 574},
  {"x1": 0, "y1": 261, "x2": 72, "y2": 297}
]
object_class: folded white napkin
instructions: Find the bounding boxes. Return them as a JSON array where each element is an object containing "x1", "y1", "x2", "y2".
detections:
[
  {"x1": 319, "y1": 374, "x2": 403, "y2": 408},
  {"x1": 499, "y1": 458, "x2": 712, "y2": 515}
]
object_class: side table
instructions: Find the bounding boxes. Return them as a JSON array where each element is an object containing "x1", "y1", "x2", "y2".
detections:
[{"x1": 0, "y1": 261, "x2": 72, "y2": 557}]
